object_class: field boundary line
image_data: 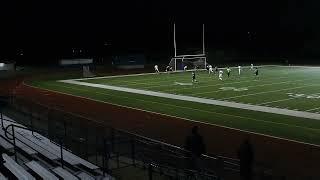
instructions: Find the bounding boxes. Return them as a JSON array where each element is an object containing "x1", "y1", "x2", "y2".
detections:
[
  {"x1": 25, "y1": 82, "x2": 320, "y2": 148},
  {"x1": 306, "y1": 107, "x2": 320, "y2": 112},
  {"x1": 46, "y1": 83, "x2": 320, "y2": 133},
  {"x1": 59, "y1": 79, "x2": 320, "y2": 121}
]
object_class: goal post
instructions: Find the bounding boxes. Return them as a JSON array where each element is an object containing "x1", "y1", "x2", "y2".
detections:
[{"x1": 169, "y1": 23, "x2": 207, "y2": 72}]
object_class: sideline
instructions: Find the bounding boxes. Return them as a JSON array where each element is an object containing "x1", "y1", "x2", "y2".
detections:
[
  {"x1": 59, "y1": 79, "x2": 320, "y2": 121},
  {"x1": 24, "y1": 82, "x2": 320, "y2": 148}
]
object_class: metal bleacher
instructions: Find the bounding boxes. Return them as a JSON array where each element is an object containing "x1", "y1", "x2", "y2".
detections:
[
  {"x1": 2, "y1": 153, "x2": 35, "y2": 180},
  {"x1": 52, "y1": 167, "x2": 78, "y2": 180},
  {"x1": 25, "y1": 161, "x2": 59, "y2": 180},
  {"x1": 0, "y1": 114, "x2": 114, "y2": 180}
]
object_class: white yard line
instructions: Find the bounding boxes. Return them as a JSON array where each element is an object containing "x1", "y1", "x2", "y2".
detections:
[
  {"x1": 25, "y1": 83, "x2": 320, "y2": 148},
  {"x1": 257, "y1": 97, "x2": 298, "y2": 106},
  {"x1": 191, "y1": 78, "x2": 306, "y2": 96},
  {"x1": 59, "y1": 79, "x2": 320, "y2": 121},
  {"x1": 306, "y1": 107, "x2": 320, "y2": 112},
  {"x1": 219, "y1": 85, "x2": 316, "y2": 100}
]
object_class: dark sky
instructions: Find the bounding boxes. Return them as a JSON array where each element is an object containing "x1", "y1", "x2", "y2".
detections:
[{"x1": 2, "y1": 0, "x2": 320, "y2": 59}]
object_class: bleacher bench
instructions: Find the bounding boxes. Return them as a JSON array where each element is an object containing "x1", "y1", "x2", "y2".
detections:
[
  {"x1": 25, "y1": 161, "x2": 59, "y2": 180},
  {"x1": 2, "y1": 153, "x2": 35, "y2": 180},
  {"x1": 52, "y1": 167, "x2": 78, "y2": 180}
]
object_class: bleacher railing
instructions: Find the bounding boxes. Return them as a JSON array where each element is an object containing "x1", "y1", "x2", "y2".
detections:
[{"x1": 0, "y1": 96, "x2": 286, "y2": 179}]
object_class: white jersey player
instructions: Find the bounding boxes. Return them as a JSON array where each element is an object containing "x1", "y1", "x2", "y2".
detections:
[
  {"x1": 154, "y1": 65, "x2": 159, "y2": 73},
  {"x1": 208, "y1": 65, "x2": 213, "y2": 74},
  {"x1": 219, "y1": 70, "x2": 223, "y2": 80},
  {"x1": 250, "y1": 64, "x2": 254, "y2": 70},
  {"x1": 184, "y1": 65, "x2": 188, "y2": 71},
  {"x1": 238, "y1": 66, "x2": 241, "y2": 75}
]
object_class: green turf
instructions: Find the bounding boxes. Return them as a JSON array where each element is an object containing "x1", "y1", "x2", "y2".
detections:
[{"x1": 29, "y1": 66, "x2": 320, "y2": 145}]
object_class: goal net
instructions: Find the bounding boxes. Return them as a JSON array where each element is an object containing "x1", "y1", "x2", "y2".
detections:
[
  {"x1": 169, "y1": 56, "x2": 207, "y2": 71},
  {"x1": 83, "y1": 65, "x2": 96, "y2": 78}
]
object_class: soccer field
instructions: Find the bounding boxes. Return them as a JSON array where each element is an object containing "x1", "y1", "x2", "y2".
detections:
[{"x1": 31, "y1": 65, "x2": 320, "y2": 145}]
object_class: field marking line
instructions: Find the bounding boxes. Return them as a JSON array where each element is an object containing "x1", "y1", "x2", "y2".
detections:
[
  {"x1": 306, "y1": 107, "x2": 320, "y2": 112},
  {"x1": 26, "y1": 82, "x2": 320, "y2": 148},
  {"x1": 98, "y1": 73, "x2": 192, "y2": 86},
  {"x1": 257, "y1": 97, "x2": 298, "y2": 106},
  {"x1": 164, "y1": 76, "x2": 292, "y2": 93},
  {"x1": 59, "y1": 79, "x2": 320, "y2": 121},
  {"x1": 191, "y1": 78, "x2": 307, "y2": 96},
  {"x1": 219, "y1": 84, "x2": 317, "y2": 101},
  {"x1": 41, "y1": 83, "x2": 320, "y2": 132}
]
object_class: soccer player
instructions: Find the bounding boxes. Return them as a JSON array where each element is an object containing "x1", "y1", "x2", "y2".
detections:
[
  {"x1": 254, "y1": 67, "x2": 259, "y2": 77},
  {"x1": 219, "y1": 70, "x2": 223, "y2": 80},
  {"x1": 192, "y1": 71, "x2": 197, "y2": 82},
  {"x1": 154, "y1": 65, "x2": 159, "y2": 73},
  {"x1": 166, "y1": 65, "x2": 172, "y2": 72},
  {"x1": 238, "y1": 66, "x2": 241, "y2": 75},
  {"x1": 184, "y1": 65, "x2": 188, "y2": 71},
  {"x1": 208, "y1": 65, "x2": 213, "y2": 74},
  {"x1": 226, "y1": 67, "x2": 231, "y2": 78},
  {"x1": 214, "y1": 66, "x2": 218, "y2": 74},
  {"x1": 250, "y1": 64, "x2": 254, "y2": 70}
]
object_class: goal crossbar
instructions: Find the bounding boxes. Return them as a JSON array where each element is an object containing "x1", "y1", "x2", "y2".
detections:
[{"x1": 174, "y1": 54, "x2": 206, "y2": 58}]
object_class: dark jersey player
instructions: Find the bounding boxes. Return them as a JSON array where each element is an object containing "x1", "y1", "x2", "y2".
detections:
[
  {"x1": 214, "y1": 66, "x2": 218, "y2": 74},
  {"x1": 254, "y1": 67, "x2": 259, "y2": 77},
  {"x1": 192, "y1": 71, "x2": 197, "y2": 82}
]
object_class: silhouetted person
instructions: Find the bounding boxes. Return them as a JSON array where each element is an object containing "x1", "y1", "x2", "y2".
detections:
[
  {"x1": 237, "y1": 139, "x2": 254, "y2": 180},
  {"x1": 184, "y1": 126, "x2": 206, "y2": 170}
]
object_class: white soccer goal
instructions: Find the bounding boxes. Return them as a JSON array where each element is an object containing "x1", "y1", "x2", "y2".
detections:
[
  {"x1": 169, "y1": 23, "x2": 207, "y2": 71},
  {"x1": 169, "y1": 55, "x2": 207, "y2": 71},
  {"x1": 83, "y1": 65, "x2": 96, "y2": 78}
]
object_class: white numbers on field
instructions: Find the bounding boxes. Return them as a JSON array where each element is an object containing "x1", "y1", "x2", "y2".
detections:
[
  {"x1": 219, "y1": 87, "x2": 248, "y2": 92},
  {"x1": 287, "y1": 93, "x2": 320, "y2": 99}
]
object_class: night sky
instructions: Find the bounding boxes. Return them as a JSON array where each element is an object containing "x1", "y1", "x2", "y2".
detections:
[{"x1": 2, "y1": 0, "x2": 320, "y2": 62}]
